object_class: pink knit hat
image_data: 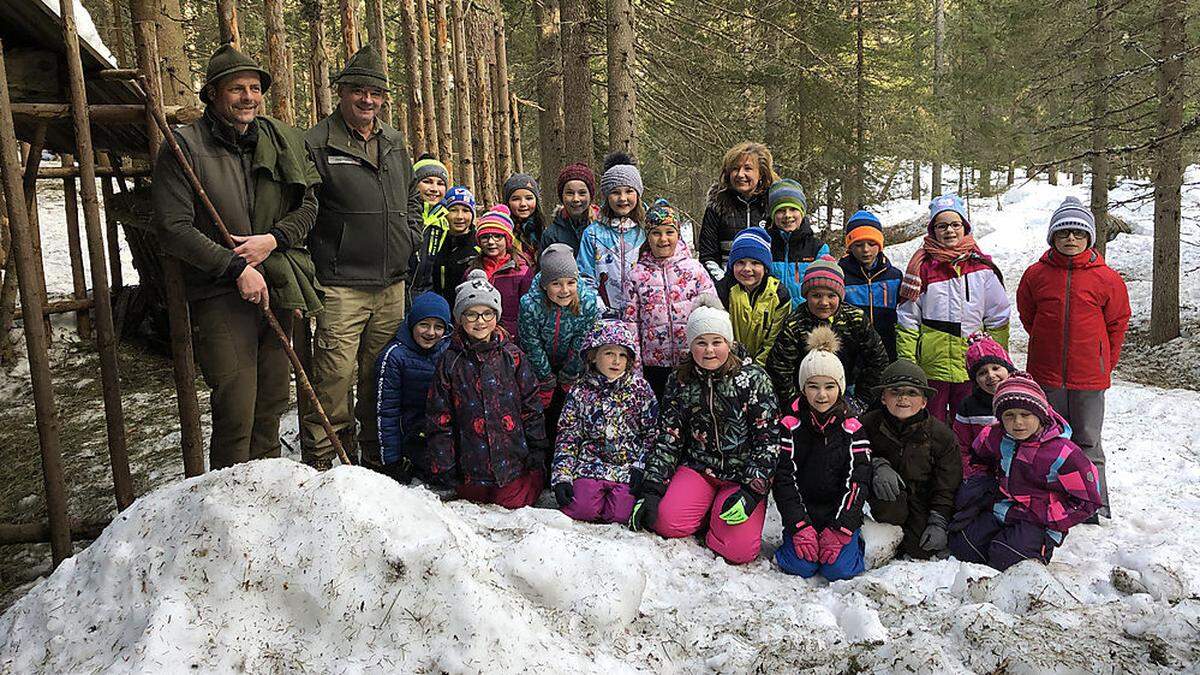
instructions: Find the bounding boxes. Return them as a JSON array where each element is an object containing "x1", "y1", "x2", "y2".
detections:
[
  {"x1": 965, "y1": 332, "x2": 1014, "y2": 378},
  {"x1": 801, "y1": 255, "x2": 845, "y2": 300},
  {"x1": 993, "y1": 372, "x2": 1052, "y2": 426},
  {"x1": 476, "y1": 204, "x2": 516, "y2": 247}
]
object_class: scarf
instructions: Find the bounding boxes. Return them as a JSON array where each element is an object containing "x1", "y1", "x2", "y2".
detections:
[
  {"x1": 899, "y1": 234, "x2": 1001, "y2": 303},
  {"x1": 480, "y1": 252, "x2": 512, "y2": 281}
]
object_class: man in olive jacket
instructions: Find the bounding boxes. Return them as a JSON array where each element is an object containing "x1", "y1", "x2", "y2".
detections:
[
  {"x1": 152, "y1": 45, "x2": 322, "y2": 470},
  {"x1": 303, "y1": 45, "x2": 423, "y2": 469}
]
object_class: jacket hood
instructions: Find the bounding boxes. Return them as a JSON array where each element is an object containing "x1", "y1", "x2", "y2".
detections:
[
  {"x1": 1005, "y1": 408, "x2": 1073, "y2": 446},
  {"x1": 1039, "y1": 247, "x2": 1105, "y2": 270},
  {"x1": 398, "y1": 291, "x2": 452, "y2": 350},
  {"x1": 638, "y1": 237, "x2": 694, "y2": 265},
  {"x1": 581, "y1": 318, "x2": 642, "y2": 371}
]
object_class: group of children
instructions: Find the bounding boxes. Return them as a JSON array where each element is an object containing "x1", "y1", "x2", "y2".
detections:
[{"x1": 371, "y1": 145, "x2": 1131, "y2": 580}]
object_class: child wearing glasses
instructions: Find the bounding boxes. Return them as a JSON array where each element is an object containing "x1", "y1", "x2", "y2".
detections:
[
  {"x1": 426, "y1": 271, "x2": 549, "y2": 508},
  {"x1": 860, "y1": 360, "x2": 962, "y2": 559},
  {"x1": 896, "y1": 195, "x2": 1010, "y2": 422},
  {"x1": 467, "y1": 204, "x2": 534, "y2": 340},
  {"x1": 1016, "y1": 197, "x2": 1129, "y2": 519}
]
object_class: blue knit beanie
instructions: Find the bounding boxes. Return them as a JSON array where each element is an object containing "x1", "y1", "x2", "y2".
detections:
[
  {"x1": 726, "y1": 226, "x2": 773, "y2": 273},
  {"x1": 406, "y1": 291, "x2": 452, "y2": 333},
  {"x1": 928, "y1": 194, "x2": 971, "y2": 235},
  {"x1": 769, "y1": 178, "x2": 807, "y2": 218}
]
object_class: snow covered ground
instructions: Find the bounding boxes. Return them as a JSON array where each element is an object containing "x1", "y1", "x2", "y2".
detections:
[{"x1": 2, "y1": 171, "x2": 1199, "y2": 672}]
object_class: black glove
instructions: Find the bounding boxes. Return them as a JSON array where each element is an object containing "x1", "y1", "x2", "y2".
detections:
[
  {"x1": 628, "y1": 494, "x2": 661, "y2": 532},
  {"x1": 871, "y1": 458, "x2": 906, "y2": 502},
  {"x1": 628, "y1": 466, "x2": 645, "y2": 495},
  {"x1": 718, "y1": 488, "x2": 761, "y2": 525},
  {"x1": 920, "y1": 512, "x2": 949, "y2": 552},
  {"x1": 553, "y1": 482, "x2": 574, "y2": 508}
]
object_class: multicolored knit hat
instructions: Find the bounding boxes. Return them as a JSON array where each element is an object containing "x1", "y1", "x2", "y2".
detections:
[
  {"x1": 965, "y1": 332, "x2": 1014, "y2": 379},
  {"x1": 726, "y1": 226, "x2": 773, "y2": 273},
  {"x1": 441, "y1": 185, "x2": 476, "y2": 213},
  {"x1": 768, "y1": 178, "x2": 807, "y2": 219},
  {"x1": 413, "y1": 154, "x2": 449, "y2": 184},
  {"x1": 476, "y1": 204, "x2": 516, "y2": 247},
  {"x1": 557, "y1": 162, "x2": 596, "y2": 199},
  {"x1": 844, "y1": 210, "x2": 884, "y2": 249},
  {"x1": 928, "y1": 194, "x2": 971, "y2": 235},
  {"x1": 993, "y1": 372, "x2": 1052, "y2": 427},
  {"x1": 581, "y1": 317, "x2": 641, "y2": 369},
  {"x1": 645, "y1": 198, "x2": 679, "y2": 231},
  {"x1": 503, "y1": 173, "x2": 541, "y2": 203},
  {"x1": 801, "y1": 255, "x2": 845, "y2": 300}
]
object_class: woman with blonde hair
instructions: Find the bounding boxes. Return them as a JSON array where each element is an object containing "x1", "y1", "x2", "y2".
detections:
[{"x1": 697, "y1": 141, "x2": 780, "y2": 281}]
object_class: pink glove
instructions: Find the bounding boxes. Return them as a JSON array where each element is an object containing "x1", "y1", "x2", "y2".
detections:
[
  {"x1": 817, "y1": 527, "x2": 854, "y2": 565},
  {"x1": 791, "y1": 523, "x2": 819, "y2": 562}
]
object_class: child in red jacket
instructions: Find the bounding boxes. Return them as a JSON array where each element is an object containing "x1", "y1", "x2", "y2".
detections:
[{"x1": 1016, "y1": 197, "x2": 1130, "y2": 519}]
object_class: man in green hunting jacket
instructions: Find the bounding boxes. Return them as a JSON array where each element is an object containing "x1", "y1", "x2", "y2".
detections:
[
  {"x1": 302, "y1": 45, "x2": 423, "y2": 471},
  {"x1": 152, "y1": 44, "x2": 322, "y2": 470}
]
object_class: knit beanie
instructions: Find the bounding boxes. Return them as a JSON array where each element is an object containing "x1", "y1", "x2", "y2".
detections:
[
  {"x1": 1047, "y1": 196, "x2": 1097, "y2": 247},
  {"x1": 872, "y1": 359, "x2": 936, "y2": 397},
  {"x1": 685, "y1": 294, "x2": 733, "y2": 345},
  {"x1": 645, "y1": 198, "x2": 679, "y2": 231},
  {"x1": 413, "y1": 154, "x2": 449, "y2": 184},
  {"x1": 928, "y1": 194, "x2": 971, "y2": 235},
  {"x1": 965, "y1": 332, "x2": 1014, "y2": 379},
  {"x1": 407, "y1": 291, "x2": 452, "y2": 333},
  {"x1": 557, "y1": 162, "x2": 596, "y2": 200},
  {"x1": 801, "y1": 255, "x2": 846, "y2": 300},
  {"x1": 538, "y1": 243, "x2": 579, "y2": 288},
  {"x1": 441, "y1": 185, "x2": 476, "y2": 213},
  {"x1": 768, "y1": 178, "x2": 807, "y2": 218},
  {"x1": 797, "y1": 325, "x2": 846, "y2": 394},
  {"x1": 453, "y1": 269, "x2": 503, "y2": 322},
  {"x1": 475, "y1": 204, "x2": 516, "y2": 247},
  {"x1": 993, "y1": 372, "x2": 1053, "y2": 427},
  {"x1": 599, "y1": 152, "x2": 645, "y2": 199},
  {"x1": 503, "y1": 173, "x2": 541, "y2": 203},
  {"x1": 726, "y1": 226, "x2": 773, "y2": 273},
  {"x1": 844, "y1": 210, "x2": 885, "y2": 249}
]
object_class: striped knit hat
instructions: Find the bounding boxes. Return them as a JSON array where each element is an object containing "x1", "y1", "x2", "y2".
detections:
[
  {"x1": 726, "y1": 226, "x2": 773, "y2": 273},
  {"x1": 413, "y1": 154, "x2": 449, "y2": 184},
  {"x1": 476, "y1": 204, "x2": 516, "y2": 247},
  {"x1": 993, "y1": 372, "x2": 1052, "y2": 427},
  {"x1": 801, "y1": 255, "x2": 845, "y2": 300},
  {"x1": 1047, "y1": 196, "x2": 1096, "y2": 247},
  {"x1": 768, "y1": 178, "x2": 807, "y2": 218},
  {"x1": 844, "y1": 210, "x2": 884, "y2": 249},
  {"x1": 965, "y1": 332, "x2": 1013, "y2": 379}
]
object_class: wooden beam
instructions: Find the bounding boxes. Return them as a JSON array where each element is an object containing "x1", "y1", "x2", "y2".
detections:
[
  {"x1": 95, "y1": 68, "x2": 141, "y2": 80},
  {"x1": 42, "y1": 297, "x2": 94, "y2": 314},
  {"x1": 10, "y1": 103, "x2": 201, "y2": 125},
  {"x1": 0, "y1": 518, "x2": 109, "y2": 545},
  {"x1": 36, "y1": 165, "x2": 150, "y2": 179}
]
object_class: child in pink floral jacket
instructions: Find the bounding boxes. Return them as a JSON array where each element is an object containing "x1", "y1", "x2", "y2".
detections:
[{"x1": 623, "y1": 198, "x2": 716, "y2": 398}]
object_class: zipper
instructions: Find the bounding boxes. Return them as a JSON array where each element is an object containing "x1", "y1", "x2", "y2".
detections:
[
  {"x1": 964, "y1": 267, "x2": 971, "y2": 302},
  {"x1": 379, "y1": 149, "x2": 389, "y2": 281},
  {"x1": 1061, "y1": 266, "x2": 1073, "y2": 384},
  {"x1": 664, "y1": 260, "x2": 675, "y2": 363},
  {"x1": 707, "y1": 377, "x2": 722, "y2": 470}
]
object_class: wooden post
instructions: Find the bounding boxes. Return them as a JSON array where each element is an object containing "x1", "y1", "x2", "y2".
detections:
[
  {"x1": 60, "y1": 154, "x2": 93, "y2": 340},
  {"x1": 129, "y1": 6, "x2": 163, "y2": 152},
  {"x1": 98, "y1": 156, "x2": 124, "y2": 291},
  {"x1": 60, "y1": 0, "x2": 134, "y2": 511},
  {"x1": 0, "y1": 40, "x2": 73, "y2": 566},
  {"x1": 107, "y1": 0, "x2": 129, "y2": 65},
  {"x1": 216, "y1": 0, "x2": 241, "y2": 48},
  {"x1": 451, "y1": 0, "x2": 474, "y2": 190},
  {"x1": 493, "y1": 21, "x2": 513, "y2": 180}
]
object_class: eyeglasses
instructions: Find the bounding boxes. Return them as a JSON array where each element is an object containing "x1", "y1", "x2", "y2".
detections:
[
  {"x1": 1054, "y1": 229, "x2": 1089, "y2": 240},
  {"x1": 886, "y1": 387, "x2": 924, "y2": 400},
  {"x1": 478, "y1": 233, "x2": 505, "y2": 242},
  {"x1": 462, "y1": 309, "x2": 497, "y2": 323},
  {"x1": 933, "y1": 221, "x2": 965, "y2": 232}
]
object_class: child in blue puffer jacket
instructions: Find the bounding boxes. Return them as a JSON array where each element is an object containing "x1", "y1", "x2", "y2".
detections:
[{"x1": 374, "y1": 292, "x2": 452, "y2": 483}]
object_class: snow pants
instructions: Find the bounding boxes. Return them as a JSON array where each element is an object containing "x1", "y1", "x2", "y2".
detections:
[
  {"x1": 928, "y1": 379, "x2": 973, "y2": 424},
  {"x1": 654, "y1": 466, "x2": 767, "y2": 565},
  {"x1": 457, "y1": 470, "x2": 544, "y2": 509},
  {"x1": 948, "y1": 476, "x2": 1059, "y2": 571},
  {"x1": 1045, "y1": 387, "x2": 1109, "y2": 518},
  {"x1": 560, "y1": 478, "x2": 635, "y2": 524},
  {"x1": 869, "y1": 490, "x2": 936, "y2": 560},
  {"x1": 774, "y1": 530, "x2": 865, "y2": 581}
]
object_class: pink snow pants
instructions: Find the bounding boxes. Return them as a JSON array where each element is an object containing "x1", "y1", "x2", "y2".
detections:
[
  {"x1": 457, "y1": 471, "x2": 544, "y2": 509},
  {"x1": 928, "y1": 379, "x2": 973, "y2": 423},
  {"x1": 560, "y1": 478, "x2": 636, "y2": 524},
  {"x1": 654, "y1": 466, "x2": 767, "y2": 564}
]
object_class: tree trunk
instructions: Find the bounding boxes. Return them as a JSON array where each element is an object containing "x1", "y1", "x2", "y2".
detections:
[
  {"x1": 434, "y1": 0, "x2": 455, "y2": 173},
  {"x1": 401, "y1": 0, "x2": 426, "y2": 154},
  {"x1": 107, "y1": 0, "x2": 129, "y2": 65},
  {"x1": 473, "y1": 53, "x2": 497, "y2": 205},
  {"x1": 930, "y1": 0, "x2": 945, "y2": 197},
  {"x1": 605, "y1": 0, "x2": 636, "y2": 155},
  {"x1": 216, "y1": 0, "x2": 240, "y2": 48},
  {"x1": 1091, "y1": 0, "x2": 1111, "y2": 255},
  {"x1": 339, "y1": 0, "x2": 358, "y2": 63},
  {"x1": 511, "y1": 91, "x2": 524, "y2": 171},
  {"x1": 263, "y1": 0, "x2": 295, "y2": 125},
  {"x1": 978, "y1": 167, "x2": 992, "y2": 198},
  {"x1": 153, "y1": 0, "x2": 194, "y2": 106},
  {"x1": 764, "y1": 87, "x2": 783, "y2": 155},
  {"x1": 304, "y1": 0, "x2": 332, "y2": 120},
  {"x1": 911, "y1": 159, "x2": 921, "y2": 201},
  {"x1": 418, "y1": 0, "x2": 439, "y2": 157},
  {"x1": 493, "y1": 22, "x2": 514, "y2": 181},
  {"x1": 365, "y1": 0, "x2": 393, "y2": 125},
  {"x1": 1006, "y1": 161, "x2": 1014, "y2": 187},
  {"x1": 560, "y1": 0, "x2": 594, "y2": 163},
  {"x1": 1071, "y1": 162, "x2": 1083, "y2": 185},
  {"x1": 1149, "y1": 0, "x2": 1185, "y2": 345},
  {"x1": 851, "y1": 0, "x2": 865, "y2": 209},
  {"x1": 451, "y1": 0, "x2": 473, "y2": 189},
  {"x1": 1047, "y1": 165, "x2": 1058, "y2": 185},
  {"x1": 533, "y1": 0, "x2": 565, "y2": 195}
]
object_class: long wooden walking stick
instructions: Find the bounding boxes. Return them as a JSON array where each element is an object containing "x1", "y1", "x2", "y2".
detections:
[{"x1": 140, "y1": 82, "x2": 352, "y2": 467}]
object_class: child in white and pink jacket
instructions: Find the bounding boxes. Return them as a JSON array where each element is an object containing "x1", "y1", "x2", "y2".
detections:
[{"x1": 623, "y1": 198, "x2": 716, "y2": 399}]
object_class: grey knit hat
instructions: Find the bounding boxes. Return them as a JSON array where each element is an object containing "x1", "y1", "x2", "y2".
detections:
[
  {"x1": 538, "y1": 244, "x2": 578, "y2": 289},
  {"x1": 453, "y1": 269, "x2": 502, "y2": 322},
  {"x1": 685, "y1": 294, "x2": 732, "y2": 345},
  {"x1": 503, "y1": 173, "x2": 541, "y2": 203},
  {"x1": 1047, "y1": 196, "x2": 1096, "y2": 247},
  {"x1": 599, "y1": 152, "x2": 645, "y2": 199}
]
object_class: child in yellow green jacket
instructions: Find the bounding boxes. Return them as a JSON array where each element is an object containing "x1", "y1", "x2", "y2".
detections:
[{"x1": 716, "y1": 227, "x2": 791, "y2": 366}]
